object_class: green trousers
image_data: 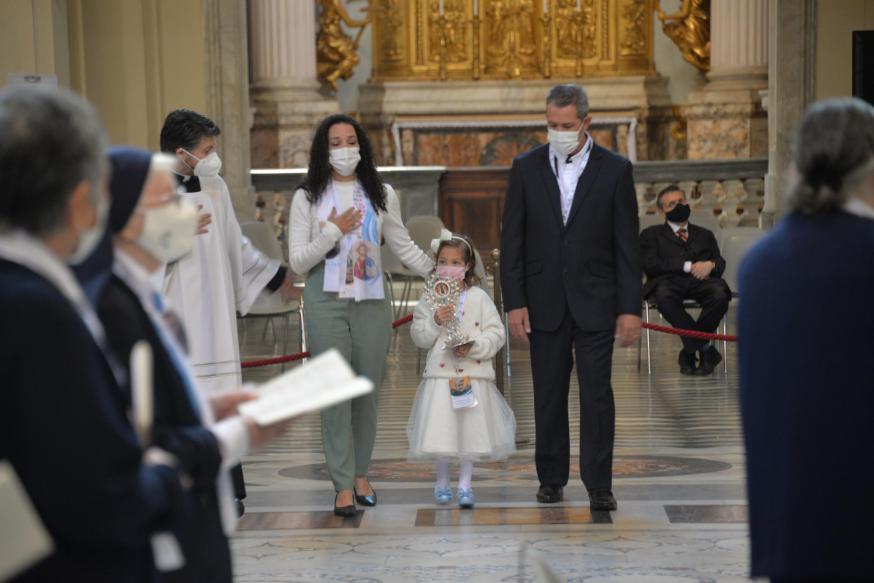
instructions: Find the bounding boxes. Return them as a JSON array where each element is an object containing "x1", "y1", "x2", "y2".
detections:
[{"x1": 304, "y1": 262, "x2": 392, "y2": 491}]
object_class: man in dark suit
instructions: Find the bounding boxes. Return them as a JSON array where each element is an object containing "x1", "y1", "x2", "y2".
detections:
[
  {"x1": 0, "y1": 86, "x2": 186, "y2": 582},
  {"x1": 740, "y1": 98, "x2": 874, "y2": 582},
  {"x1": 640, "y1": 185, "x2": 730, "y2": 376},
  {"x1": 501, "y1": 84, "x2": 641, "y2": 511}
]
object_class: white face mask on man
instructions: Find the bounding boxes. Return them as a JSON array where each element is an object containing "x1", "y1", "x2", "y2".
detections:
[
  {"x1": 329, "y1": 146, "x2": 361, "y2": 177},
  {"x1": 136, "y1": 197, "x2": 199, "y2": 263},
  {"x1": 547, "y1": 127, "x2": 583, "y2": 157},
  {"x1": 182, "y1": 149, "x2": 222, "y2": 178}
]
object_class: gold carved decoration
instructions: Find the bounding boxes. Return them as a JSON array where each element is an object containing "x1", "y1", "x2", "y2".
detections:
[
  {"x1": 374, "y1": 0, "x2": 405, "y2": 63},
  {"x1": 656, "y1": 0, "x2": 710, "y2": 72},
  {"x1": 317, "y1": 0, "x2": 371, "y2": 90},
  {"x1": 428, "y1": 0, "x2": 468, "y2": 64},
  {"x1": 554, "y1": 0, "x2": 596, "y2": 59},
  {"x1": 670, "y1": 104, "x2": 687, "y2": 142},
  {"x1": 483, "y1": 0, "x2": 538, "y2": 78},
  {"x1": 620, "y1": 0, "x2": 647, "y2": 56},
  {"x1": 371, "y1": 0, "x2": 653, "y2": 81}
]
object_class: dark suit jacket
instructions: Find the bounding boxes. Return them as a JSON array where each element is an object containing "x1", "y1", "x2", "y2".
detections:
[
  {"x1": 97, "y1": 274, "x2": 231, "y2": 583},
  {"x1": 738, "y1": 211, "x2": 874, "y2": 578},
  {"x1": 0, "y1": 260, "x2": 184, "y2": 583},
  {"x1": 500, "y1": 143, "x2": 641, "y2": 331},
  {"x1": 640, "y1": 222, "x2": 727, "y2": 298}
]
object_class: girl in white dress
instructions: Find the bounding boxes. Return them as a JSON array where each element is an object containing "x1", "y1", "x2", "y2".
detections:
[{"x1": 407, "y1": 232, "x2": 516, "y2": 508}]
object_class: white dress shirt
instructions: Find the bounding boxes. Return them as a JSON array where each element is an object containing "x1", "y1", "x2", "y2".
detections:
[{"x1": 549, "y1": 134, "x2": 594, "y2": 225}]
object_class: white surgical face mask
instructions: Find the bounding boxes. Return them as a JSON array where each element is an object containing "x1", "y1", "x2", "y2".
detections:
[
  {"x1": 329, "y1": 146, "x2": 361, "y2": 177},
  {"x1": 547, "y1": 127, "x2": 582, "y2": 157},
  {"x1": 183, "y1": 149, "x2": 222, "y2": 178},
  {"x1": 137, "y1": 197, "x2": 199, "y2": 263},
  {"x1": 68, "y1": 190, "x2": 109, "y2": 266}
]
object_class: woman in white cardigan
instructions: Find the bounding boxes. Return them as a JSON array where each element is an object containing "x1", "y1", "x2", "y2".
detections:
[{"x1": 289, "y1": 114, "x2": 433, "y2": 516}]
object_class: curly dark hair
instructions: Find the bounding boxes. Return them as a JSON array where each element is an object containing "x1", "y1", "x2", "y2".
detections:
[
  {"x1": 159, "y1": 109, "x2": 221, "y2": 153},
  {"x1": 435, "y1": 233, "x2": 480, "y2": 287},
  {"x1": 300, "y1": 114, "x2": 387, "y2": 212}
]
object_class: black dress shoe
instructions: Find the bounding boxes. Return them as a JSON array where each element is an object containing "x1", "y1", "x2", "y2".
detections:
[
  {"x1": 588, "y1": 488, "x2": 617, "y2": 511},
  {"x1": 333, "y1": 493, "x2": 356, "y2": 518},
  {"x1": 234, "y1": 497, "x2": 245, "y2": 517},
  {"x1": 354, "y1": 487, "x2": 377, "y2": 507},
  {"x1": 694, "y1": 346, "x2": 723, "y2": 376},
  {"x1": 536, "y1": 484, "x2": 563, "y2": 503},
  {"x1": 678, "y1": 349, "x2": 697, "y2": 375}
]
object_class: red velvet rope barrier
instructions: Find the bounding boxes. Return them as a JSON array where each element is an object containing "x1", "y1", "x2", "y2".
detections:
[
  {"x1": 240, "y1": 313, "x2": 414, "y2": 369},
  {"x1": 240, "y1": 315, "x2": 736, "y2": 369},
  {"x1": 642, "y1": 322, "x2": 737, "y2": 342}
]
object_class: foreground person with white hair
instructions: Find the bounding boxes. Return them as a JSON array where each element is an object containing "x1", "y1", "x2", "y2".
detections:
[{"x1": 0, "y1": 86, "x2": 190, "y2": 582}]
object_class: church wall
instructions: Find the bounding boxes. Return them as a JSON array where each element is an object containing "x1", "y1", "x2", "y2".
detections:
[
  {"x1": 2, "y1": 0, "x2": 253, "y2": 218},
  {"x1": 815, "y1": 0, "x2": 874, "y2": 101},
  {"x1": 0, "y1": 0, "x2": 209, "y2": 152},
  {"x1": 67, "y1": 0, "x2": 208, "y2": 151},
  {"x1": 0, "y1": 0, "x2": 71, "y2": 87}
]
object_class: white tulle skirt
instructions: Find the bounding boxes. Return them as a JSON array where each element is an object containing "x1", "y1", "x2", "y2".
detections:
[{"x1": 407, "y1": 377, "x2": 517, "y2": 461}]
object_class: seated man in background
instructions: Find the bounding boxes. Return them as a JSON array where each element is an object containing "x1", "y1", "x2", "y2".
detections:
[{"x1": 640, "y1": 185, "x2": 730, "y2": 376}]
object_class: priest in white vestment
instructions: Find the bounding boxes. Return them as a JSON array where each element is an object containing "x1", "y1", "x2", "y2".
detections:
[{"x1": 159, "y1": 109, "x2": 298, "y2": 395}]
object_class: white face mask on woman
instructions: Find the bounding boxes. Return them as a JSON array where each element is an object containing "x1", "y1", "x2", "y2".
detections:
[
  {"x1": 329, "y1": 146, "x2": 361, "y2": 177},
  {"x1": 136, "y1": 197, "x2": 199, "y2": 263},
  {"x1": 182, "y1": 149, "x2": 222, "y2": 178}
]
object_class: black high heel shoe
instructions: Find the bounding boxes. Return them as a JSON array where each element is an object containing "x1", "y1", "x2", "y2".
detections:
[
  {"x1": 354, "y1": 487, "x2": 378, "y2": 507},
  {"x1": 333, "y1": 492, "x2": 356, "y2": 518}
]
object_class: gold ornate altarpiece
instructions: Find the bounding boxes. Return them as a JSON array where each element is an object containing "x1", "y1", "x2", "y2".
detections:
[
  {"x1": 370, "y1": 0, "x2": 654, "y2": 81},
  {"x1": 357, "y1": 0, "x2": 684, "y2": 165}
]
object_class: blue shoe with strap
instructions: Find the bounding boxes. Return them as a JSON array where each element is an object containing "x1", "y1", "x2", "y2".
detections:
[
  {"x1": 434, "y1": 486, "x2": 452, "y2": 505},
  {"x1": 457, "y1": 488, "x2": 475, "y2": 509}
]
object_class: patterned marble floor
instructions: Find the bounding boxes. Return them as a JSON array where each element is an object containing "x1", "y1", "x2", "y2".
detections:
[{"x1": 235, "y1": 285, "x2": 750, "y2": 582}]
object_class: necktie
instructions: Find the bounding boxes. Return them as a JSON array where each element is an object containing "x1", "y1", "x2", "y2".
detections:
[{"x1": 677, "y1": 228, "x2": 688, "y2": 243}]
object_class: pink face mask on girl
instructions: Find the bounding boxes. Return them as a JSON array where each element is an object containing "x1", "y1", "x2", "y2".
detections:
[{"x1": 436, "y1": 265, "x2": 466, "y2": 282}]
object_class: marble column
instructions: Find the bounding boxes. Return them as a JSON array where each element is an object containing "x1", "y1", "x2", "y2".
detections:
[
  {"x1": 686, "y1": 0, "x2": 769, "y2": 160},
  {"x1": 764, "y1": 0, "x2": 815, "y2": 224},
  {"x1": 248, "y1": 0, "x2": 338, "y2": 168},
  {"x1": 206, "y1": 0, "x2": 257, "y2": 220}
]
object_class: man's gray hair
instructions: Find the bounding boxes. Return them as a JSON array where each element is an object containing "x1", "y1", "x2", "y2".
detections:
[
  {"x1": 546, "y1": 84, "x2": 589, "y2": 120},
  {"x1": 788, "y1": 97, "x2": 874, "y2": 215},
  {"x1": 0, "y1": 85, "x2": 107, "y2": 236}
]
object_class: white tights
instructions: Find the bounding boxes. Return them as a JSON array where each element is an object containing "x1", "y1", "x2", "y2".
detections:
[{"x1": 435, "y1": 458, "x2": 474, "y2": 490}]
